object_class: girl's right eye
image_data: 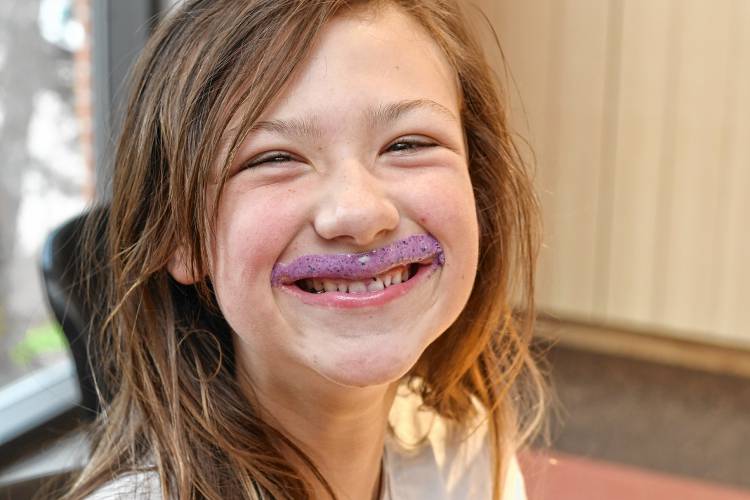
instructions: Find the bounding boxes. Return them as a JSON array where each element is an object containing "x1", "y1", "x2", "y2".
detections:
[{"x1": 241, "y1": 151, "x2": 297, "y2": 170}]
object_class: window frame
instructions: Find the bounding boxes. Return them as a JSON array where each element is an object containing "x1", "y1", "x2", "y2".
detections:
[{"x1": 0, "y1": 0, "x2": 161, "y2": 476}]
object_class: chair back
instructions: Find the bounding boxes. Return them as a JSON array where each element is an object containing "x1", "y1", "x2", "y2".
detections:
[{"x1": 40, "y1": 208, "x2": 109, "y2": 417}]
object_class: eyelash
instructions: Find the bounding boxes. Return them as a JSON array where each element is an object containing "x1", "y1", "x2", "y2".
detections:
[
  {"x1": 384, "y1": 137, "x2": 437, "y2": 154},
  {"x1": 241, "y1": 137, "x2": 436, "y2": 170},
  {"x1": 244, "y1": 152, "x2": 296, "y2": 169}
]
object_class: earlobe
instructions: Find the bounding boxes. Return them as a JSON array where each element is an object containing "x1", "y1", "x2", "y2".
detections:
[{"x1": 167, "y1": 246, "x2": 199, "y2": 285}]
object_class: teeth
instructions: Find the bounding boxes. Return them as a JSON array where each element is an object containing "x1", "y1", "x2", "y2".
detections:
[
  {"x1": 368, "y1": 277, "x2": 385, "y2": 292},
  {"x1": 300, "y1": 264, "x2": 419, "y2": 294}
]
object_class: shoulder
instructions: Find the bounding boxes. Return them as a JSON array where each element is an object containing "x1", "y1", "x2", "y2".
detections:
[
  {"x1": 387, "y1": 388, "x2": 527, "y2": 500},
  {"x1": 85, "y1": 471, "x2": 162, "y2": 500}
]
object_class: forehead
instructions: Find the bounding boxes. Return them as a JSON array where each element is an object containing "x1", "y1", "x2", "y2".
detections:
[
  {"x1": 240, "y1": 5, "x2": 459, "y2": 136},
  {"x1": 211, "y1": 4, "x2": 463, "y2": 179}
]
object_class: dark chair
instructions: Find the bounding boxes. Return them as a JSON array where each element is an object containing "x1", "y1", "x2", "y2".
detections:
[
  {"x1": 40, "y1": 207, "x2": 109, "y2": 418},
  {"x1": 40, "y1": 207, "x2": 235, "y2": 420}
]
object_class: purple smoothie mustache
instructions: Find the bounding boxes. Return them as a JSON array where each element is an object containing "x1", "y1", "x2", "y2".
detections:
[{"x1": 271, "y1": 234, "x2": 445, "y2": 286}]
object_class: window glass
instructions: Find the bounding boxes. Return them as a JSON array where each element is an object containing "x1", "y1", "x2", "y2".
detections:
[{"x1": 0, "y1": 0, "x2": 92, "y2": 435}]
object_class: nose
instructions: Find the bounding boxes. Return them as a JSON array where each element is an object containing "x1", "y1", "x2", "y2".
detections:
[{"x1": 313, "y1": 160, "x2": 399, "y2": 247}]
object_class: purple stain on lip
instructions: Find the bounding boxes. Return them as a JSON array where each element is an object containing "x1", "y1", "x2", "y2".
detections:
[{"x1": 271, "y1": 234, "x2": 445, "y2": 286}]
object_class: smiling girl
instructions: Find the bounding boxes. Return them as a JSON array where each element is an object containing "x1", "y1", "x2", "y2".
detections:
[{"x1": 61, "y1": 1, "x2": 545, "y2": 499}]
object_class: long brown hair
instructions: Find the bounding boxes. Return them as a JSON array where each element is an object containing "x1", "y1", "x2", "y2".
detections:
[{"x1": 59, "y1": 1, "x2": 546, "y2": 498}]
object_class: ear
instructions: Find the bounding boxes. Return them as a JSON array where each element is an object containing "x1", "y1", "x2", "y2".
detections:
[{"x1": 167, "y1": 245, "x2": 200, "y2": 285}]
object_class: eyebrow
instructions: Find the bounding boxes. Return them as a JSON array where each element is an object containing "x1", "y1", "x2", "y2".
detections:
[
  {"x1": 247, "y1": 98, "x2": 458, "y2": 140},
  {"x1": 364, "y1": 99, "x2": 459, "y2": 129},
  {"x1": 249, "y1": 115, "x2": 323, "y2": 140}
]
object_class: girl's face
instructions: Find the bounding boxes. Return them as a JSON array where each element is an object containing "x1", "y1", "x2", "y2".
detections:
[{"x1": 188, "y1": 6, "x2": 479, "y2": 389}]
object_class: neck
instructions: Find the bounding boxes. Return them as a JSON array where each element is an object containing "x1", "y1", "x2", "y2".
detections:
[{"x1": 237, "y1": 354, "x2": 399, "y2": 500}]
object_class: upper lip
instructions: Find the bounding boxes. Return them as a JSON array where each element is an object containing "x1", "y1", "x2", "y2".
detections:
[{"x1": 271, "y1": 234, "x2": 445, "y2": 285}]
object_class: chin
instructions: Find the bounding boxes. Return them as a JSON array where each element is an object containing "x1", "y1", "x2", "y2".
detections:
[{"x1": 316, "y1": 341, "x2": 424, "y2": 388}]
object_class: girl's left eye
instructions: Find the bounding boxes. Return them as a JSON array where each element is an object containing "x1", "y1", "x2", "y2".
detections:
[{"x1": 384, "y1": 137, "x2": 437, "y2": 154}]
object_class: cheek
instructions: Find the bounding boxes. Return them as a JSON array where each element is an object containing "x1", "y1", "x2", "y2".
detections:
[
  {"x1": 211, "y1": 188, "x2": 304, "y2": 310},
  {"x1": 407, "y1": 171, "x2": 480, "y2": 286},
  {"x1": 405, "y1": 170, "x2": 478, "y2": 243}
]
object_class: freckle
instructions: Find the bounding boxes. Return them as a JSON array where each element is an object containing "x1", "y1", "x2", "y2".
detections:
[
  {"x1": 420, "y1": 217, "x2": 427, "y2": 224},
  {"x1": 288, "y1": 189, "x2": 295, "y2": 194}
]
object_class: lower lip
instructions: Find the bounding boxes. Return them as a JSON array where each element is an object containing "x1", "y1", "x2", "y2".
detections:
[{"x1": 277, "y1": 262, "x2": 439, "y2": 309}]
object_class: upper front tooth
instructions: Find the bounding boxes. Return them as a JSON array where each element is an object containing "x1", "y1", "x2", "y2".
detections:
[
  {"x1": 401, "y1": 268, "x2": 409, "y2": 281},
  {"x1": 313, "y1": 279, "x2": 323, "y2": 291},
  {"x1": 323, "y1": 280, "x2": 337, "y2": 292},
  {"x1": 337, "y1": 281, "x2": 348, "y2": 292},
  {"x1": 391, "y1": 272, "x2": 402, "y2": 285},
  {"x1": 368, "y1": 277, "x2": 384, "y2": 292},
  {"x1": 383, "y1": 274, "x2": 392, "y2": 287},
  {"x1": 348, "y1": 281, "x2": 367, "y2": 293}
]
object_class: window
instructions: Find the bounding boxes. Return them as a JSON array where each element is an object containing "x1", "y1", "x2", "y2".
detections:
[
  {"x1": 0, "y1": 0, "x2": 159, "y2": 454},
  {"x1": 0, "y1": 0, "x2": 92, "y2": 445}
]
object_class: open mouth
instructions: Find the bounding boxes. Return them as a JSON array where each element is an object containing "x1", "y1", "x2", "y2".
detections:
[
  {"x1": 271, "y1": 234, "x2": 445, "y2": 302},
  {"x1": 295, "y1": 262, "x2": 423, "y2": 294}
]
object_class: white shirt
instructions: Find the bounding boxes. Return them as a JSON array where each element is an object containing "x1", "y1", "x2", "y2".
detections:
[
  {"x1": 382, "y1": 388, "x2": 527, "y2": 500},
  {"x1": 86, "y1": 450, "x2": 525, "y2": 500},
  {"x1": 87, "y1": 391, "x2": 526, "y2": 499}
]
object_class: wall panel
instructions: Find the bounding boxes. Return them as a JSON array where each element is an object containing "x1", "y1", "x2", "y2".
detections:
[
  {"x1": 491, "y1": 0, "x2": 610, "y2": 319},
  {"x1": 483, "y1": 0, "x2": 560, "y2": 311},
  {"x1": 479, "y1": 0, "x2": 750, "y2": 347},
  {"x1": 716, "y1": 0, "x2": 750, "y2": 345},
  {"x1": 606, "y1": 0, "x2": 672, "y2": 328},
  {"x1": 657, "y1": 0, "x2": 734, "y2": 337}
]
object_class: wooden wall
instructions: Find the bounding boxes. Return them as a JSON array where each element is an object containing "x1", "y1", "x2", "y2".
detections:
[{"x1": 475, "y1": 0, "x2": 750, "y2": 348}]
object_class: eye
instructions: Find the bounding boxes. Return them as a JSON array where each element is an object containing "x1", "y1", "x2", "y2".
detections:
[
  {"x1": 240, "y1": 151, "x2": 298, "y2": 170},
  {"x1": 384, "y1": 137, "x2": 437, "y2": 154}
]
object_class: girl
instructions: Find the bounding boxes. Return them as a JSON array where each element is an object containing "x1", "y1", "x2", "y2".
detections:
[{"x1": 62, "y1": 0, "x2": 545, "y2": 498}]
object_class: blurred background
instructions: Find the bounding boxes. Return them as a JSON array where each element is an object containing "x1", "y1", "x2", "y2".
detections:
[{"x1": 0, "y1": 0, "x2": 748, "y2": 498}]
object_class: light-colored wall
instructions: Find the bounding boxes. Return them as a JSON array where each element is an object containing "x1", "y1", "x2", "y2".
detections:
[{"x1": 476, "y1": 0, "x2": 750, "y2": 348}]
